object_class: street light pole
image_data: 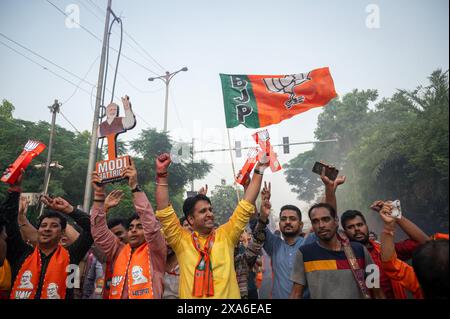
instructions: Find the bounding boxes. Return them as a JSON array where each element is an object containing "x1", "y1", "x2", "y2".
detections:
[{"x1": 148, "y1": 67, "x2": 188, "y2": 132}]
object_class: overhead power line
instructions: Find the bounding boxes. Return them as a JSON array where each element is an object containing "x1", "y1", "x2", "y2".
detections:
[
  {"x1": 81, "y1": 0, "x2": 166, "y2": 73},
  {"x1": 45, "y1": 0, "x2": 161, "y2": 76},
  {"x1": 0, "y1": 32, "x2": 96, "y2": 87},
  {"x1": 0, "y1": 39, "x2": 92, "y2": 96}
]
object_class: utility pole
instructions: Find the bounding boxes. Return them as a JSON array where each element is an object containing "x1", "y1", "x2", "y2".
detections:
[
  {"x1": 83, "y1": 0, "x2": 113, "y2": 211},
  {"x1": 191, "y1": 138, "x2": 195, "y2": 191},
  {"x1": 42, "y1": 100, "x2": 60, "y2": 193},
  {"x1": 148, "y1": 67, "x2": 188, "y2": 132},
  {"x1": 40, "y1": 99, "x2": 60, "y2": 216}
]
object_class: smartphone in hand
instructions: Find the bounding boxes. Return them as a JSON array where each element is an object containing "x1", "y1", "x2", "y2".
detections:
[{"x1": 312, "y1": 161, "x2": 339, "y2": 181}]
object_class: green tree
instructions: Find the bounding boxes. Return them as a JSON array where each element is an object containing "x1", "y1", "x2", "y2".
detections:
[
  {"x1": 107, "y1": 128, "x2": 212, "y2": 218},
  {"x1": 0, "y1": 99, "x2": 15, "y2": 119},
  {"x1": 284, "y1": 70, "x2": 449, "y2": 234},
  {"x1": 209, "y1": 184, "x2": 243, "y2": 225}
]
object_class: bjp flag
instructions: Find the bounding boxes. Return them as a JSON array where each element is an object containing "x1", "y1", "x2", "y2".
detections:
[{"x1": 220, "y1": 67, "x2": 337, "y2": 128}]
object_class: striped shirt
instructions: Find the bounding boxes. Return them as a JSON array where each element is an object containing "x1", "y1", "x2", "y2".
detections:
[{"x1": 291, "y1": 241, "x2": 374, "y2": 299}]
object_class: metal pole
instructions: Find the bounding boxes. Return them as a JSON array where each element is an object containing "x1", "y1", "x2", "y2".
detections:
[
  {"x1": 226, "y1": 129, "x2": 240, "y2": 201},
  {"x1": 191, "y1": 138, "x2": 195, "y2": 191},
  {"x1": 163, "y1": 72, "x2": 170, "y2": 132},
  {"x1": 42, "y1": 100, "x2": 60, "y2": 195},
  {"x1": 39, "y1": 171, "x2": 52, "y2": 216},
  {"x1": 83, "y1": 0, "x2": 112, "y2": 211}
]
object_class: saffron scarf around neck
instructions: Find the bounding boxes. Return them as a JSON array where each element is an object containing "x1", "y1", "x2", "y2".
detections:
[
  {"x1": 110, "y1": 243, "x2": 154, "y2": 299},
  {"x1": 10, "y1": 245, "x2": 70, "y2": 299},
  {"x1": 191, "y1": 231, "x2": 215, "y2": 297}
]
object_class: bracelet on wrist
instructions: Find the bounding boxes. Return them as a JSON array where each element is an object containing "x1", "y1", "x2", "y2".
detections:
[
  {"x1": 157, "y1": 171, "x2": 168, "y2": 178},
  {"x1": 156, "y1": 183, "x2": 169, "y2": 186},
  {"x1": 254, "y1": 169, "x2": 264, "y2": 175}
]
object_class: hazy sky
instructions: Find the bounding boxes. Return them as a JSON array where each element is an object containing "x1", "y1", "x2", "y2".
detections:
[{"x1": 0, "y1": 0, "x2": 448, "y2": 224}]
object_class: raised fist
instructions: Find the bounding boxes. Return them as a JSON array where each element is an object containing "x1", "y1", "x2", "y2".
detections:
[{"x1": 156, "y1": 153, "x2": 172, "y2": 174}]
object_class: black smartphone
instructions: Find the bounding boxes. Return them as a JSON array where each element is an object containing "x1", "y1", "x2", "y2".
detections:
[{"x1": 312, "y1": 161, "x2": 339, "y2": 181}]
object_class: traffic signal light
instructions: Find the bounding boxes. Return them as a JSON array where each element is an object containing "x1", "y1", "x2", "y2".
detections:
[
  {"x1": 283, "y1": 136, "x2": 289, "y2": 154},
  {"x1": 235, "y1": 141, "x2": 242, "y2": 158}
]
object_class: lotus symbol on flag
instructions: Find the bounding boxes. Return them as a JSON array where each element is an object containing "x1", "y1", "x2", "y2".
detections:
[{"x1": 263, "y1": 72, "x2": 311, "y2": 109}]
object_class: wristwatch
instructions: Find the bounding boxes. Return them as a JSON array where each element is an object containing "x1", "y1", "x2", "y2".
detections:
[{"x1": 131, "y1": 184, "x2": 143, "y2": 193}]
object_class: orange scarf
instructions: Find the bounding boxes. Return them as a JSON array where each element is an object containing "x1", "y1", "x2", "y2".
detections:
[
  {"x1": 10, "y1": 245, "x2": 70, "y2": 299},
  {"x1": 102, "y1": 259, "x2": 113, "y2": 299},
  {"x1": 109, "y1": 243, "x2": 154, "y2": 299},
  {"x1": 371, "y1": 240, "x2": 423, "y2": 299},
  {"x1": 192, "y1": 231, "x2": 215, "y2": 297}
]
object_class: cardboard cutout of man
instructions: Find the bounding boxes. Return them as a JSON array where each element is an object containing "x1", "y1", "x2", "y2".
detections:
[
  {"x1": 98, "y1": 96, "x2": 136, "y2": 139},
  {"x1": 95, "y1": 95, "x2": 137, "y2": 184}
]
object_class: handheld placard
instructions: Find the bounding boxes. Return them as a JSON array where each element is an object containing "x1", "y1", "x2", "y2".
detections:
[
  {"x1": 1, "y1": 140, "x2": 46, "y2": 185},
  {"x1": 235, "y1": 148, "x2": 259, "y2": 186},
  {"x1": 95, "y1": 95, "x2": 136, "y2": 184}
]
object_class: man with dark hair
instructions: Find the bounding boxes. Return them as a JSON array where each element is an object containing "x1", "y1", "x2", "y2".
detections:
[
  {"x1": 0, "y1": 214, "x2": 10, "y2": 299},
  {"x1": 86, "y1": 217, "x2": 129, "y2": 299},
  {"x1": 90, "y1": 158, "x2": 166, "y2": 299},
  {"x1": 341, "y1": 203, "x2": 429, "y2": 298},
  {"x1": 155, "y1": 152, "x2": 266, "y2": 299},
  {"x1": 252, "y1": 170, "x2": 343, "y2": 299},
  {"x1": 290, "y1": 202, "x2": 383, "y2": 299},
  {"x1": 1, "y1": 172, "x2": 93, "y2": 299},
  {"x1": 412, "y1": 240, "x2": 448, "y2": 299},
  {"x1": 378, "y1": 201, "x2": 446, "y2": 299},
  {"x1": 107, "y1": 217, "x2": 129, "y2": 244}
]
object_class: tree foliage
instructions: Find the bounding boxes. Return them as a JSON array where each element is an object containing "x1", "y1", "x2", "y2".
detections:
[
  {"x1": 285, "y1": 70, "x2": 449, "y2": 234},
  {"x1": 209, "y1": 184, "x2": 244, "y2": 225},
  {"x1": 0, "y1": 108, "x2": 212, "y2": 221}
]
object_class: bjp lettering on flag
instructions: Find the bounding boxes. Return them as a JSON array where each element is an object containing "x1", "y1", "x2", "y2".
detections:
[{"x1": 220, "y1": 67, "x2": 337, "y2": 128}]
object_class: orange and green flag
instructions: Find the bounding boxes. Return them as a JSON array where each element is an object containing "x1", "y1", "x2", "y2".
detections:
[{"x1": 220, "y1": 67, "x2": 337, "y2": 128}]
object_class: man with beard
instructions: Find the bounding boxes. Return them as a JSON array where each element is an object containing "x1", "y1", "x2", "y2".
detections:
[
  {"x1": 90, "y1": 158, "x2": 166, "y2": 299},
  {"x1": 2, "y1": 172, "x2": 93, "y2": 299},
  {"x1": 290, "y1": 203, "x2": 384, "y2": 299},
  {"x1": 340, "y1": 203, "x2": 429, "y2": 298},
  {"x1": 252, "y1": 170, "x2": 345, "y2": 299},
  {"x1": 155, "y1": 152, "x2": 266, "y2": 299}
]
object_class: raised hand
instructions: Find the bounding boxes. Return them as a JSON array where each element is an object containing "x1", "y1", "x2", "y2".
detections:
[
  {"x1": 121, "y1": 95, "x2": 131, "y2": 111},
  {"x1": 320, "y1": 166, "x2": 346, "y2": 191},
  {"x1": 156, "y1": 153, "x2": 172, "y2": 174},
  {"x1": 104, "y1": 190, "x2": 124, "y2": 212},
  {"x1": 122, "y1": 157, "x2": 138, "y2": 190},
  {"x1": 256, "y1": 152, "x2": 270, "y2": 171},
  {"x1": 379, "y1": 201, "x2": 396, "y2": 229},
  {"x1": 91, "y1": 171, "x2": 105, "y2": 193},
  {"x1": 261, "y1": 181, "x2": 271, "y2": 201},
  {"x1": 19, "y1": 195, "x2": 30, "y2": 216},
  {"x1": 41, "y1": 195, "x2": 74, "y2": 214},
  {"x1": 370, "y1": 200, "x2": 385, "y2": 212},
  {"x1": 9, "y1": 168, "x2": 25, "y2": 189},
  {"x1": 198, "y1": 184, "x2": 208, "y2": 196},
  {"x1": 260, "y1": 197, "x2": 272, "y2": 222}
]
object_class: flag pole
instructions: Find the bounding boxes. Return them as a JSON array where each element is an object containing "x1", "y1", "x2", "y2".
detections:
[{"x1": 226, "y1": 128, "x2": 241, "y2": 201}]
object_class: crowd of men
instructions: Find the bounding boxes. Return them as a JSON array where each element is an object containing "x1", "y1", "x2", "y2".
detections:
[{"x1": 0, "y1": 153, "x2": 448, "y2": 299}]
